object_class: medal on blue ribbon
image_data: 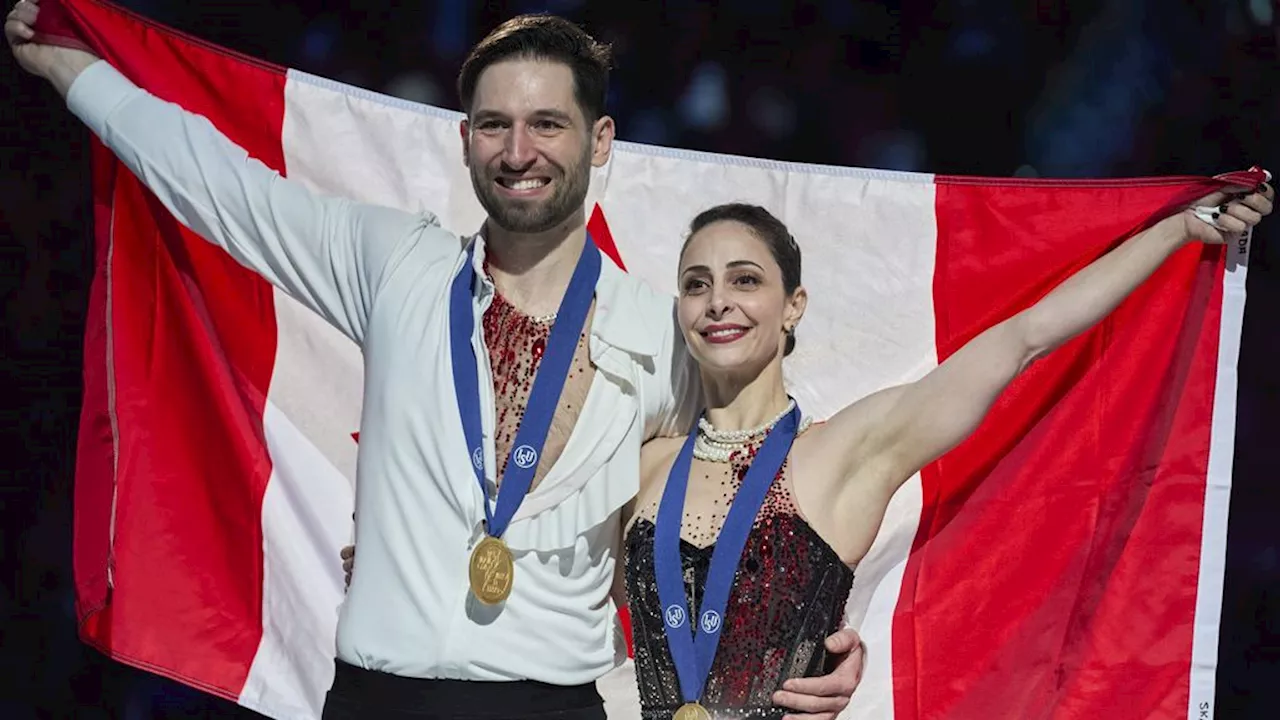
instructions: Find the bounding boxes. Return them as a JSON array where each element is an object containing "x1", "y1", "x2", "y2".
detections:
[
  {"x1": 654, "y1": 404, "x2": 802, "y2": 715},
  {"x1": 450, "y1": 237, "x2": 601, "y2": 605}
]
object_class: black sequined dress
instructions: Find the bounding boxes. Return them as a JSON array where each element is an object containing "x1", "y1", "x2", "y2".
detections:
[{"x1": 624, "y1": 456, "x2": 856, "y2": 720}]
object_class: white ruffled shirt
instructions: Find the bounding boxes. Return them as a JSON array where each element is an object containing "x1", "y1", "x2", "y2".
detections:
[{"x1": 67, "y1": 60, "x2": 697, "y2": 685}]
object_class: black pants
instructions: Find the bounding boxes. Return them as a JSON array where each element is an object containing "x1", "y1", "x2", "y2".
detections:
[{"x1": 321, "y1": 660, "x2": 607, "y2": 720}]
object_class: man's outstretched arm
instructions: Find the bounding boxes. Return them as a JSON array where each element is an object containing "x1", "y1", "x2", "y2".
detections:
[{"x1": 6, "y1": 0, "x2": 454, "y2": 346}]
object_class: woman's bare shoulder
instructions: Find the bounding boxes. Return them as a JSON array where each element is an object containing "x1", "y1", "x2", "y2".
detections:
[
  {"x1": 638, "y1": 436, "x2": 686, "y2": 498},
  {"x1": 641, "y1": 436, "x2": 686, "y2": 479}
]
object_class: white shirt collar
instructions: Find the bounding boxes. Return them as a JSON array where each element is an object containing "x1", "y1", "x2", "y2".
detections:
[{"x1": 458, "y1": 233, "x2": 664, "y2": 359}]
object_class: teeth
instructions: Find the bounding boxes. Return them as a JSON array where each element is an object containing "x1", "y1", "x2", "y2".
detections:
[
  {"x1": 505, "y1": 178, "x2": 547, "y2": 190},
  {"x1": 708, "y1": 328, "x2": 744, "y2": 338}
]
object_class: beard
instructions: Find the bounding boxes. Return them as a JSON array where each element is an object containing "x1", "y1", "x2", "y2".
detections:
[{"x1": 471, "y1": 148, "x2": 592, "y2": 235}]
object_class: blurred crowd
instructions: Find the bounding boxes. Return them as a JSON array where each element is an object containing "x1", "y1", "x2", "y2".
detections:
[
  {"x1": 2, "y1": 0, "x2": 1278, "y2": 718},
  {"x1": 111, "y1": 0, "x2": 1280, "y2": 177}
]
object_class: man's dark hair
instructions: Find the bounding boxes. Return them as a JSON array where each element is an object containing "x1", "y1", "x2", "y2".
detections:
[
  {"x1": 684, "y1": 204, "x2": 804, "y2": 356},
  {"x1": 457, "y1": 14, "x2": 613, "y2": 121}
]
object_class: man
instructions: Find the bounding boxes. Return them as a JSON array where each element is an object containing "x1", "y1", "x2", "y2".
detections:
[{"x1": 6, "y1": 2, "x2": 864, "y2": 718}]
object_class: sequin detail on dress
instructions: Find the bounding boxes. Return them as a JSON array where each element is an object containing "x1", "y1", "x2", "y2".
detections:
[
  {"x1": 481, "y1": 288, "x2": 594, "y2": 493},
  {"x1": 625, "y1": 445, "x2": 855, "y2": 720}
]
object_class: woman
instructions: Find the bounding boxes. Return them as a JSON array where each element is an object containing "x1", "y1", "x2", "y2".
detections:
[
  {"x1": 346, "y1": 183, "x2": 1272, "y2": 719},
  {"x1": 619, "y1": 185, "x2": 1270, "y2": 720}
]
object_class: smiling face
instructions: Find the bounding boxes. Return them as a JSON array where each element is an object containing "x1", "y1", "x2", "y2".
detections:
[
  {"x1": 461, "y1": 59, "x2": 614, "y2": 235},
  {"x1": 677, "y1": 219, "x2": 807, "y2": 380}
]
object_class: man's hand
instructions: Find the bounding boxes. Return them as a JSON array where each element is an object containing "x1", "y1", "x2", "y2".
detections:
[
  {"x1": 6, "y1": 0, "x2": 99, "y2": 95},
  {"x1": 340, "y1": 544, "x2": 354, "y2": 591},
  {"x1": 772, "y1": 627, "x2": 864, "y2": 720}
]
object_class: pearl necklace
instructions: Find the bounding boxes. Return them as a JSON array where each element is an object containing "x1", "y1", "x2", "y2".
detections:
[{"x1": 693, "y1": 399, "x2": 812, "y2": 463}]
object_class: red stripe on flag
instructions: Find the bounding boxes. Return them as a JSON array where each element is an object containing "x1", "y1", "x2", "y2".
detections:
[
  {"x1": 58, "y1": 0, "x2": 285, "y2": 700},
  {"x1": 896, "y1": 177, "x2": 1234, "y2": 718}
]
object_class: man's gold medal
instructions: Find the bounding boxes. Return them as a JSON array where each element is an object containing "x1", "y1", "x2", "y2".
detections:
[{"x1": 468, "y1": 535, "x2": 514, "y2": 605}]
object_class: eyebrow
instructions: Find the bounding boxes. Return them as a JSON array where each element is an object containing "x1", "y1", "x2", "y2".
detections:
[
  {"x1": 681, "y1": 260, "x2": 766, "y2": 275},
  {"x1": 531, "y1": 109, "x2": 574, "y2": 123},
  {"x1": 471, "y1": 109, "x2": 574, "y2": 123}
]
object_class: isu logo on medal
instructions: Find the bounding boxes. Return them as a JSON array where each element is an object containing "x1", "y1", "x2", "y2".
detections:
[
  {"x1": 469, "y1": 536, "x2": 514, "y2": 605},
  {"x1": 699, "y1": 609, "x2": 721, "y2": 634},
  {"x1": 512, "y1": 444, "x2": 538, "y2": 469},
  {"x1": 664, "y1": 604, "x2": 687, "y2": 629}
]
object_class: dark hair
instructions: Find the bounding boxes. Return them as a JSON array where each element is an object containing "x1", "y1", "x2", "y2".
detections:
[
  {"x1": 458, "y1": 14, "x2": 613, "y2": 121},
  {"x1": 684, "y1": 203, "x2": 803, "y2": 356}
]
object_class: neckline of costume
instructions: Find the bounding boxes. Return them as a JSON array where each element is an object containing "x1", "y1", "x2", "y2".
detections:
[{"x1": 462, "y1": 233, "x2": 661, "y2": 358}]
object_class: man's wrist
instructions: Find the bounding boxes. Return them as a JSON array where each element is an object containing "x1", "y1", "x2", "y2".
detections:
[{"x1": 46, "y1": 48, "x2": 101, "y2": 98}]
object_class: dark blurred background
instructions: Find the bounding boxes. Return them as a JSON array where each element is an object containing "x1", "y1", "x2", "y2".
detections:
[{"x1": 2, "y1": 0, "x2": 1278, "y2": 717}]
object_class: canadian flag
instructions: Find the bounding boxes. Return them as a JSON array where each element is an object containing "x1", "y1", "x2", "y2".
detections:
[{"x1": 35, "y1": 0, "x2": 1264, "y2": 718}]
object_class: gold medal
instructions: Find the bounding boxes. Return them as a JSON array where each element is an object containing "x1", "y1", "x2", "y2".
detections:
[
  {"x1": 468, "y1": 536, "x2": 514, "y2": 605},
  {"x1": 672, "y1": 702, "x2": 711, "y2": 720}
]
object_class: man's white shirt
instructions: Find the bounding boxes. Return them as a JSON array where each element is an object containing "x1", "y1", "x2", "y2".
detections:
[{"x1": 67, "y1": 60, "x2": 696, "y2": 685}]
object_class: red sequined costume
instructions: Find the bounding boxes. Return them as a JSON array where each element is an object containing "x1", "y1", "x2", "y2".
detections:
[
  {"x1": 624, "y1": 443, "x2": 855, "y2": 717},
  {"x1": 480, "y1": 286, "x2": 594, "y2": 493},
  {"x1": 624, "y1": 450, "x2": 856, "y2": 720}
]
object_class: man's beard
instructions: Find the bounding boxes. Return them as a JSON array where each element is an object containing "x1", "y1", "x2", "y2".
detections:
[{"x1": 472, "y1": 152, "x2": 591, "y2": 235}]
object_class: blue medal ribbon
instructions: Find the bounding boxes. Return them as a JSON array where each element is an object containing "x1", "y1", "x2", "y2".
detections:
[
  {"x1": 654, "y1": 404, "x2": 802, "y2": 704},
  {"x1": 449, "y1": 237, "x2": 601, "y2": 539}
]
